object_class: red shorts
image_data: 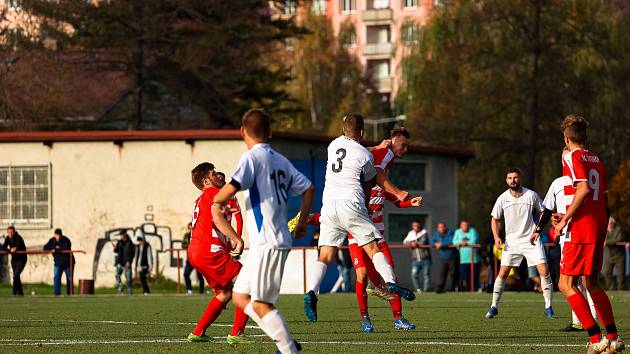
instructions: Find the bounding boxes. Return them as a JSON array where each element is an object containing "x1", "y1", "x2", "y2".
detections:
[
  {"x1": 560, "y1": 241, "x2": 604, "y2": 276},
  {"x1": 348, "y1": 240, "x2": 394, "y2": 270},
  {"x1": 188, "y1": 249, "x2": 242, "y2": 289}
]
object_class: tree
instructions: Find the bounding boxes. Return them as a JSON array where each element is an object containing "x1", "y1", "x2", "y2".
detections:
[
  {"x1": 609, "y1": 158, "x2": 630, "y2": 227},
  {"x1": 398, "y1": 0, "x2": 630, "y2": 233},
  {"x1": 16, "y1": 0, "x2": 300, "y2": 129}
]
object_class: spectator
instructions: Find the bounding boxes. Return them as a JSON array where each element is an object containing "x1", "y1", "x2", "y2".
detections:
[
  {"x1": 2, "y1": 226, "x2": 27, "y2": 296},
  {"x1": 332, "y1": 239, "x2": 353, "y2": 293},
  {"x1": 453, "y1": 220, "x2": 481, "y2": 292},
  {"x1": 114, "y1": 230, "x2": 135, "y2": 294},
  {"x1": 135, "y1": 234, "x2": 153, "y2": 295},
  {"x1": 182, "y1": 222, "x2": 205, "y2": 294},
  {"x1": 431, "y1": 222, "x2": 457, "y2": 293},
  {"x1": 403, "y1": 219, "x2": 431, "y2": 292},
  {"x1": 603, "y1": 217, "x2": 626, "y2": 290},
  {"x1": 43, "y1": 228, "x2": 74, "y2": 295}
]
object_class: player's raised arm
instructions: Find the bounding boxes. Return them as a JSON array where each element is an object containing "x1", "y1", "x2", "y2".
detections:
[
  {"x1": 374, "y1": 168, "x2": 408, "y2": 201},
  {"x1": 212, "y1": 183, "x2": 244, "y2": 256}
]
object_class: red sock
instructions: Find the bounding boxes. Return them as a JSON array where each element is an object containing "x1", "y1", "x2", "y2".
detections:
[
  {"x1": 567, "y1": 293, "x2": 601, "y2": 343},
  {"x1": 590, "y1": 290, "x2": 618, "y2": 340},
  {"x1": 193, "y1": 297, "x2": 225, "y2": 336},
  {"x1": 366, "y1": 261, "x2": 381, "y2": 286},
  {"x1": 230, "y1": 306, "x2": 249, "y2": 336},
  {"x1": 356, "y1": 281, "x2": 369, "y2": 317},
  {"x1": 390, "y1": 294, "x2": 402, "y2": 320}
]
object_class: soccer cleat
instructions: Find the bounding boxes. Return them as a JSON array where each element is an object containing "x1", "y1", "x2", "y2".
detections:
[
  {"x1": 608, "y1": 337, "x2": 625, "y2": 353},
  {"x1": 393, "y1": 317, "x2": 416, "y2": 331},
  {"x1": 304, "y1": 290, "x2": 318, "y2": 322},
  {"x1": 226, "y1": 334, "x2": 255, "y2": 345},
  {"x1": 360, "y1": 316, "x2": 374, "y2": 333},
  {"x1": 385, "y1": 282, "x2": 415, "y2": 301},
  {"x1": 544, "y1": 306, "x2": 555, "y2": 319},
  {"x1": 366, "y1": 285, "x2": 395, "y2": 301},
  {"x1": 485, "y1": 306, "x2": 498, "y2": 319},
  {"x1": 561, "y1": 323, "x2": 584, "y2": 332},
  {"x1": 287, "y1": 212, "x2": 301, "y2": 233},
  {"x1": 187, "y1": 332, "x2": 210, "y2": 343},
  {"x1": 586, "y1": 336, "x2": 609, "y2": 354}
]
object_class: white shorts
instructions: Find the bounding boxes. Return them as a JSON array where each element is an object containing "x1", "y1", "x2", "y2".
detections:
[
  {"x1": 319, "y1": 199, "x2": 380, "y2": 248},
  {"x1": 501, "y1": 241, "x2": 547, "y2": 267},
  {"x1": 233, "y1": 247, "x2": 289, "y2": 304}
]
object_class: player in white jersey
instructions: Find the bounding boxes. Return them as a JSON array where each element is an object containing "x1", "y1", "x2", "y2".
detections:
[
  {"x1": 485, "y1": 167, "x2": 555, "y2": 320},
  {"x1": 212, "y1": 109, "x2": 315, "y2": 354},
  {"x1": 303, "y1": 113, "x2": 415, "y2": 322}
]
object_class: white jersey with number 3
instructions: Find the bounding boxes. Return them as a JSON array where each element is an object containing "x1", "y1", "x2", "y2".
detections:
[{"x1": 322, "y1": 136, "x2": 377, "y2": 205}]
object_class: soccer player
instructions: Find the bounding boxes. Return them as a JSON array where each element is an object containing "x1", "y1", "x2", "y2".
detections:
[
  {"x1": 216, "y1": 171, "x2": 244, "y2": 237},
  {"x1": 485, "y1": 167, "x2": 554, "y2": 319},
  {"x1": 303, "y1": 114, "x2": 416, "y2": 323},
  {"x1": 212, "y1": 109, "x2": 315, "y2": 354},
  {"x1": 186, "y1": 162, "x2": 252, "y2": 345},
  {"x1": 530, "y1": 156, "x2": 598, "y2": 333},
  {"x1": 553, "y1": 115, "x2": 624, "y2": 353}
]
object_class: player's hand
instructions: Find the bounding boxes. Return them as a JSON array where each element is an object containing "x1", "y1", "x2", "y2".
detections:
[
  {"x1": 293, "y1": 221, "x2": 308, "y2": 239},
  {"x1": 410, "y1": 196, "x2": 423, "y2": 207},
  {"x1": 494, "y1": 237, "x2": 503, "y2": 248},
  {"x1": 530, "y1": 232, "x2": 540, "y2": 246},
  {"x1": 369, "y1": 139, "x2": 391, "y2": 151},
  {"x1": 551, "y1": 213, "x2": 564, "y2": 226},
  {"x1": 230, "y1": 238, "x2": 244, "y2": 257},
  {"x1": 554, "y1": 219, "x2": 567, "y2": 235}
]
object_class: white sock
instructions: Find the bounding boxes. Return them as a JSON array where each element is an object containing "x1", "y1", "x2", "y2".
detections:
[
  {"x1": 491, "y1": 277, "x2": 505, "y2": 308},
  {"x1": 307, "y1": 261, "x2": 327, "y2": 294},
  {"x1": 541, "y1": 274, "x2": 553, "y2": 308},
  {"x1": 244, "y1": 303, "x2": 262, "y2": 323},
  {"x1": 262, "y1": 309, "x2": 297, "y2": 354},
  {"x1": 371, "y1": 252, "x2": 395, "y2": 284}
]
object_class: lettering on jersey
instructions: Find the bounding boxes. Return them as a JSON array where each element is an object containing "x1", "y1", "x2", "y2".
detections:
[
  {"x1": 582, "y1": 155, "x2": 600, "y2": 163},
  {"x1": 588, "y1": 168, "x2": 600, "y2": 201},
  {"x1": 332, "y1": 148, "x2": 347, "y2": 173}
]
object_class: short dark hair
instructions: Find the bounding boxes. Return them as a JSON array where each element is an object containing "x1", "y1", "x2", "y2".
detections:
[
  {"x1": 54, "y1": 228, "x2": 62, "y2": 236},
  {"x1": 561, "y1": 114, "x2": 588, "y2": 145},
  {"x1": 242, "y1": 109, "x2": 272, "y2": 140},
  {"x1": 391, "y1": 127, "x2": 410, "y2": 139},
  {"x1": 217, "y1": 172, "x2": 225, "y2": 179},
  {"x1": 437, "y1": 221, "x2": 447, "y2": 227},
  {"x1": 6, "y1": 226, "x2": 15, "y2": 232},
  {"x1": 343, "y1": 113, "x2": 365, "y2": 135},
  {"x1": 191, "y1": 162, "x2": 215, "y2": 190},
  {"x1": 506, "y1": 167, "x2": 522, "y2": 176},
  {"x1": 411, "y1": 219, "x2": 422, "y2": 225}
]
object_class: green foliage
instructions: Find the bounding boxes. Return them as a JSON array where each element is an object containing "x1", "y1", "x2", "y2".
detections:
[
  {"x1": 610, "y1": 158, "x2": 630, "y2": 227},
  {"x1": 399, "y1": 0, "x2": 630, "y2": 234}
]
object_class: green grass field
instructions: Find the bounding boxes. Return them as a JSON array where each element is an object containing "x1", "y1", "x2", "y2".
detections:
[{"x1": 0, "y1": 289, "x2": 627, "y2": 353}]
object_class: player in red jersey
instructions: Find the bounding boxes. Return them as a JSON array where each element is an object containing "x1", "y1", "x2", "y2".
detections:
[
  {"x1": 186, "y1": 162, "x2": 252, "y2": 345},
  {"x1": 553, "y1": 115, "x2": 624, "y2": 353}
]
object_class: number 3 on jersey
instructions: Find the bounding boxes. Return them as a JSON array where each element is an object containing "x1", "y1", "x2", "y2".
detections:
[
  {"x1": 332, "y1": 148, "x2": 346, "y2": 173},
  {"x1": 588, "y1": 168, "x2": 600, "y2": 201}
]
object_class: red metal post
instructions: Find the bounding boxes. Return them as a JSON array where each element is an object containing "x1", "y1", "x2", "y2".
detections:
[
  {"x1": 470, "y1": 246, "x2": 474, "y2": 292},
  {"x1": 69, "y1": 251, "x2": 74, "y2": 295},
  {"x1": 176, "y1": 249, "x2": 181, "y2": 294}
]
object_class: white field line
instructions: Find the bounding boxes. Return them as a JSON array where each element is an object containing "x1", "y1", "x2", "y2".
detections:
[
  {"x1": 0, "y1": 338, "x2": 584, "y2": 348},
  {"x1": 0, "y1": 318, "x2": 260, "y2": 329}
]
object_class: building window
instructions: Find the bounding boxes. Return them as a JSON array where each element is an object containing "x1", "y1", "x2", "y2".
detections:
[
  {"x1": 0, "y1": 166, "x2": 50, "y2": 225},
  {"x1": 387, "y1": 213, "x2": 428, "y2": 242},
  {"x1": 389, "y1": 162, "x2": 426, "y2": 191},
  {"x1": 280, "y1": 0, "x2": 296, "y2": 15},
  {"x1": 341, "y1": 0, "x2": 356, "y2": 13},
  {"x1": 311, "y1": 0, "x2": 326, "y2": 15},
  {"x1": 368, "y1": 0, "x2": 390, "y2": 9},
  {"x1": 340, "y1": 25, "x2": 357, "y2": 48},
  {"x1": 4, "y1": 0, "x2": 22, "y2": 8},
  {"x1": 404, "y1": 0, "x2": 418, "y2": 8},
  {"x1": 401, "y1": 22, "x2": 420, "y2": 44}
]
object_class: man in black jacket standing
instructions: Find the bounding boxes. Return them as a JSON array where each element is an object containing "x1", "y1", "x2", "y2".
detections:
[
  {"x1": 114, "y1": 230, "x2": 135, "y2": 294},
  {"x1": 135, "y1": 234, "x2": 153, "y2": 295},
  {"x1": 43, "y1": 229, "x2": 73, "y2": 295},
  {"x1": 2, "y1": 226, "x2": 27, "y2": 296}
]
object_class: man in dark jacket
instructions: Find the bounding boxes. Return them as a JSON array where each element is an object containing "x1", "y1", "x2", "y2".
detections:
[
  {"x1": 43, "y1": 228, "x2": 74, "y2": 295},
  {"x1": 135, "y1": 234, "x2": 153, "y2": 295},
  {"x1": 114, "y1": 230, "x2": 135, "y2": 294},
  {"x1": 2, "y1": 226, "x2": 27, "y2": 296},
  {"x1": 603, "y1": 217, "x2": 627, "y2": 290},
  {"x1": 431, "y1": 222, "x2": 457, "y2": 293}
]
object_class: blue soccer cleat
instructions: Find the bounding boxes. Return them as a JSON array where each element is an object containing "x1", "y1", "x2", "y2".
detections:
[
  {"x1": 485, "y1": 306, "x2": 498, "y2": 319},
  {"x1": 393, "y1": 317, "x2": 416, "y2": 330},
  {"x1": 361, "y1": 316, "x2": 374, "y2": 333},
  {"x1": 544, "y1": 306, "x2": 555, "y2": 319},
  {"x1": 304, "y1": 290, "x2": 318, "y2": 322},
  {"x1": 385, "y1": 282, "x2": 416, "y2": 301}
]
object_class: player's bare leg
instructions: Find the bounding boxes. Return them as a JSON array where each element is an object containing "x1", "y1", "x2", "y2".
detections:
[
  {"x1": 362, "y1": 241, "x2": 415, "y2": 301},
  {"x1": 304, "y1": 246, "x2": 337, "y2": 322},
  {"x1": 234, "y1": 293, "x2": 300, "y2": 354},
  {"x1": 485, "y1": 265, "x2": 511, "y2": 319},
  {"x1": 188, "y1": 286, "x2": 233, "y2": 342},
  {"x1": 535, "y1": 263, "x2": 555, "y2": 319}
]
